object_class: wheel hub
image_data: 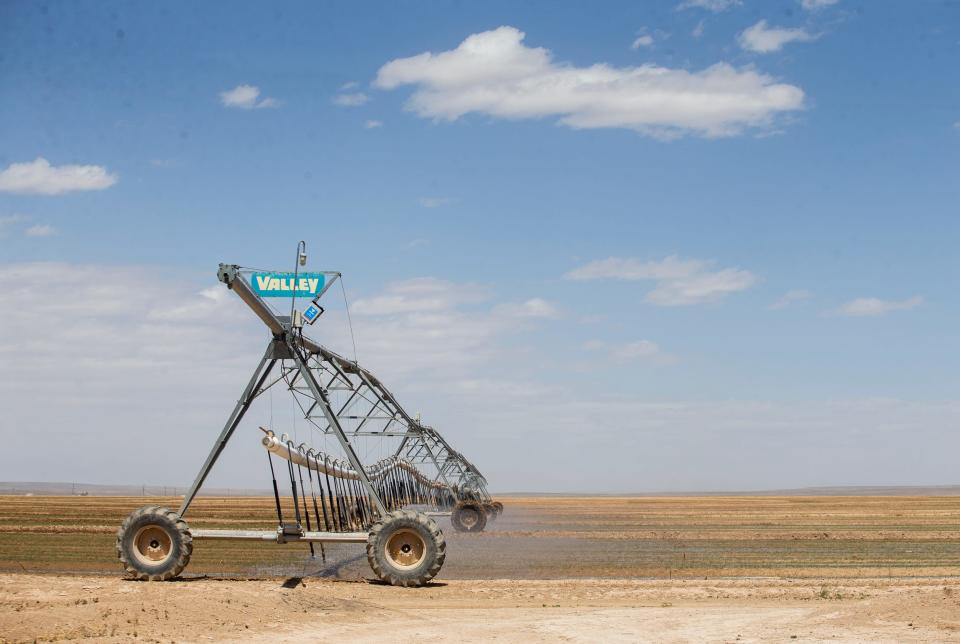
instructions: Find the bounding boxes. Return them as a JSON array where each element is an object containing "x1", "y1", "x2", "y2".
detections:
[
  {"x1": 384, "y1": 529, "x2": 426, "y2": 570},
  {"x1": 132, "y1": 526, "x2": 173, "y2": 566},
  {"x1": 461, "y1": 508, "x2": 478, "y2": 528}
]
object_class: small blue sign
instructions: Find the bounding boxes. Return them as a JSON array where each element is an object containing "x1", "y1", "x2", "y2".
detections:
[
  {"x1": 303, "y1": 304, "x2": 322, "y2": 323},
  {"x1": 251, "y1": 272, "x2": 326, "y2": 298}
]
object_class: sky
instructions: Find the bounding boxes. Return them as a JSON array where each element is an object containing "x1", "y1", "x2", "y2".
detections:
[{"x1": 1, "y1": 0, "x2": 958, "y2": 493}]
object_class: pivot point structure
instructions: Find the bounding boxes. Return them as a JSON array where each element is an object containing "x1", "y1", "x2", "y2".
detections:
[{"x1": 117, "y1": 252, "x2": 501, "y2": 586}]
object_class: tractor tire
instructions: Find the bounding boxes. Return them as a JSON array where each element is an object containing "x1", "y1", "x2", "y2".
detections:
[
  {"x1": 482, "y1": 502, "x2": 497, "y2": 521},
  {"x1": 367, "y1": 510, "x2": 445, "y2": 587},
  {"x1": 451, "y1": 501, "x2": 487, "y2": 533},
  {"x1": 492, "y1": 501, "x2": 504, "y2": 516},
  {"x1": 117, "y1": 506, "x2": 192, "y2": 581}
]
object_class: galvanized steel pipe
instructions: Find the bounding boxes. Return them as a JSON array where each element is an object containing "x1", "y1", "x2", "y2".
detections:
[{"x1": 261, "y1": 433, "x2": 450, "y2": 490}]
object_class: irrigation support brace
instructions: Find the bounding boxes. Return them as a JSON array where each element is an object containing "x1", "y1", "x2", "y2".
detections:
[{"x1": 178, "y1": 343, "x2": 277, "y2": 517}]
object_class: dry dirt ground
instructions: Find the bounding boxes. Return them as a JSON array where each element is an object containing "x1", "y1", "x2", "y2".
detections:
[
  {"x1": 3, "y1": 574, "x2": 960, "y2": 642},
  {"x1": 2, "y1": 495, "x2": 960, "y2": 641}
]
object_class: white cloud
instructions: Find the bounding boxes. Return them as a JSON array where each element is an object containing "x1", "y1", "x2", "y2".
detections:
[
  {"x1": 332, "y1": 92, "x2": 370, "y2": 107},
  {"x1": 586, "y1": 339, "x2": 669, "y2": 363},
  {"x1": 219, "y1": 84, "x2": 280, "y2": 109},
  {"x1": 566, "y1": 256, "x2": 705, "y2": 280},
  {"x1": 770, "y1": 289, "x2": 812, "y2": 309},
  {"x1": 347, "y1": 309, "x2": 505, "y2": 379},
  {"x1": 0, "y1": 214, "x2": 55, "y2": 238},
  {"x1": 375, "y1": 26, "x2": 804, "y2": 139},
  {"x1": 341, "y1": 81, "x2": 360, "y2": 90},
  {"x1": 738, "y1": 20, "x2": 816, "y2": 53},
  {"x1": 518, "y1": 298, "x2": 559, "y2": 318},
  {"x1": 631, "y1": 34, "x2": 654, "y2": 49},
  {"x1": 836, "y1": 296, "x2": 923, "y2": 317},
  {"x1": 0, "y1": 214, "x2": 29, "y2": 237},
  {"x1": 351, "y1": 277, "x2": 490, "y2": 316},
  {"x1": 0, "y1": 262, "x2": 263, "y2": 485},
  {"x1": 146, "y1": 286, "x2": 230, "y2": 322},
  {"x1": 418, "y1": 196, "x2": 453, "y2": 208},
  {"x1": 0, "y1": 262, "x2": 955, "y2": 493},
  {"x1": 0, "y1": 158, "x2": 117, "y2": 195},
  {"x1": 678, "y1": 0, "x2": 742, "y2": 12},
  {"x1": 0, "y1": 264, "x2": 557, "y2": 487},
  {"x1": 692, "y1": 20, "x2": 706, "y2": 38},
  {"x1": 565, "y1": 255, "x2": 756, "y2": 306},
  {"x1": 24, "y1": 224, "x2": 56, "y2": 237},
  {"x1": 450, "y1": 391, "x2": 960, "y2": 492},
  {"x1": 615, "y1": 340, "x2": 662, "y2": 360},
  {"x1": 364, "y1": 119, "x2": 384, "y2": 129},
  {"x1": 801, "y1": 0, "x2": 839, "y2": 9},
  {"x1": 579, "y1": 314, "x2": 607, "y2": 324},
  {"x1": 406, "y1": 238, "x2": 428, "y2": 249},
  {"x1": 342, "y1": 277, "x2": 556, "y2": 381},
  {"x1": 498, "y1": 298, "x2": 560, "y2": 319}
]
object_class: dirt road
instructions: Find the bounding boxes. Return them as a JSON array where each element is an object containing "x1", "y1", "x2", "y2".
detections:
[{"x1": 3, "y1": 573, "x2": 960, "y2": 642}]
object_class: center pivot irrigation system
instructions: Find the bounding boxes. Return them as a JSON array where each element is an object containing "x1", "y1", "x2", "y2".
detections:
[{"x1": 117, "y1": 244, "x2": 502, "y2": 586}]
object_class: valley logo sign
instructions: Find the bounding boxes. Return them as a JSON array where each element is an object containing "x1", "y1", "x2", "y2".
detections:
[{"x1": 251, "y1": 272, "x2": 326, "y2": 298}]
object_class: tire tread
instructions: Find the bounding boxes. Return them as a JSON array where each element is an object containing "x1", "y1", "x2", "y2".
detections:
[
  {"x1": 116, "y1": 506, "x2": 192, "y2": 581},
  {"x1": 366, "y1": 510, "x2": 445, "y2": 587}
]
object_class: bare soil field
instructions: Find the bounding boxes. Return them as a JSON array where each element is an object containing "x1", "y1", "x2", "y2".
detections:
[
  {"x1": 2, "y1": 495, "x2": 960, "y2": 641},
  {"x1": 3, "y1": 573, "x2": 960, "y2": 642},
  {"x1": 3, "y1": 495, "x2": 960, "y2": 578}
]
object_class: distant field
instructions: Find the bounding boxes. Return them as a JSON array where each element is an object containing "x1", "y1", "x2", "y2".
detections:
[{"x1": 1, "y1": 495, "x2": 959, "y2": 579}]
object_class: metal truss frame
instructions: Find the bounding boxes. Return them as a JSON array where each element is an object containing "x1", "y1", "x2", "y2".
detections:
[{"x1": 178, "y1": 264, "x2": 488, "y2": 518}]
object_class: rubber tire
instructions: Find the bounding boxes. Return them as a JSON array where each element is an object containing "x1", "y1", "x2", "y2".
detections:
[
  {"x1": 492, "y1": 501, "x2": 504, "y2": 516},
  {"x1": 451, "y1": 501, "x2": 487, "y2": 533},
  {"x1": 117, "y1": 505, "x2": 192, "y2": 581},
  {"x1": 367, "y1": 510, "x2": 445, "y2": 587},
  {"x1": 482, "y1": 502, "x2": 497, "y2": 521}
]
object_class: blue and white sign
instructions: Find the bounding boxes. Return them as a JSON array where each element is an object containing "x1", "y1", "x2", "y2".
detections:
[
  {"x1": 251, "y1": 272, "x2": 326, "y2": 298},
  {"x1": 302, "y1": 303, "x2": 323, "y2": 324}
]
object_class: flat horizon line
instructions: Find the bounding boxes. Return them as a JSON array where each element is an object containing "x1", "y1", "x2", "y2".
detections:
[{"x1": 3, "y1": 481, "x2": 960, "y2": 497}]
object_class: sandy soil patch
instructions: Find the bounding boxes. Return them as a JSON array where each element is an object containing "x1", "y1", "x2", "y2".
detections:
[{"x1": 2, "y1": 574, "x2": 960, "y2": 643}]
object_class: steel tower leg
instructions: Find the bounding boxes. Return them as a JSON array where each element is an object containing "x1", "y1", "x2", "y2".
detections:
[{"x1": 179, "y1": 343, "x2": 277, "y2": 516}]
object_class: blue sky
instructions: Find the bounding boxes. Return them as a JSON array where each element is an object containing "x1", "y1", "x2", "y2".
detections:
[{"x1": 1, "y1": 1, "x2": 958, "y2": 492}]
